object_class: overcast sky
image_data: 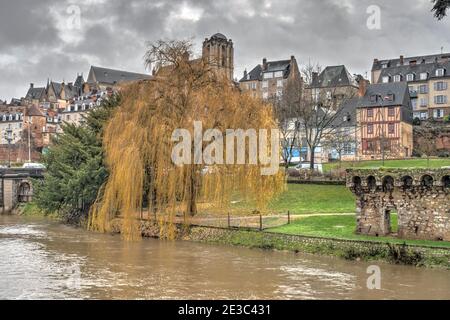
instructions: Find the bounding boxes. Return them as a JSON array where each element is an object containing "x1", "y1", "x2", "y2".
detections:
[{"x1": 0, "y1": 0, "x2": 449, "y2": 101}]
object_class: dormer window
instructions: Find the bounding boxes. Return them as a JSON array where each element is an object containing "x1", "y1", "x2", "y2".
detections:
[
  {"x1": 382, "y1": 76, "x2": 390, "y2": 83},
  {"x1": 370, "y1": 95, "x2": 377, "y2": 103},
  {"x1": 393, "y1": 75, "x2": 402, "y2": 82},
  {"x1": 274, "y1": 71, "x2": 283, "y2": 78},
  {"x1": 386, "y1": 93, "x2": 395, "y2": 101},
  {"x1": 406, "y1": 74, "x2": 415, "y2": 82},
  {"x1": 436, "y1": 68, "x2": 445, "y2": 77},
  {"x1": 381, "y1": 63, "x2": 388, "y2": 69},
  {"x1": 420, "y1": 72, "x2": 428, "y2": 80}
]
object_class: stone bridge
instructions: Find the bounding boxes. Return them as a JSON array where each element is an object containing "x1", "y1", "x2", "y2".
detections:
[
  {"x1": 346, "y1": 168, "x2": 450, "y2": 241},
  {"x1": 0, "y1": 168, "x2": 44, "y2": 213}
]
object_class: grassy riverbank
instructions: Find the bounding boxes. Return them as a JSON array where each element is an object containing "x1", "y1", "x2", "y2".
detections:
[
  {"x1": 323, "y1": 158, "x2": 450, "y2": 172},
  {"x1": 269, "y1": 215, "x2": 450, "y2": 249}
]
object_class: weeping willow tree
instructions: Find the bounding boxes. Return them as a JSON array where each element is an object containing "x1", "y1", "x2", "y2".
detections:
[{"x1": 89, "y1": 40, "x2": 285, "y2": 240}]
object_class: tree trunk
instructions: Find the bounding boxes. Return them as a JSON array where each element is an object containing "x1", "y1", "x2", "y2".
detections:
[
  {"x1": 309, "y1": 146, "x2": 316, "y2": 171},
  {"x1": 186, "y1": 166, "x2": 198, "y2": 217}
]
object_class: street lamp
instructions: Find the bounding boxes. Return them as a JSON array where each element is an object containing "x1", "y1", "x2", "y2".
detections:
[{"x1": 4, "y1": 125, "x2": 16, "y2": 168}]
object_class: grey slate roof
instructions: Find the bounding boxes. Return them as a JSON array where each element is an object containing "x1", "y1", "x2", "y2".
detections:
[
  {"x1": 372, "y1": 53, "x2": 450, "y2": 71},
  {"x1": 359, "y1": 82, "x2": 410, "y2": 108},
  {"x1": 25, "y1": 87, "x2": 46, "y2": 100},
  {"x1": 74, "y1": 74, "x2": 85, "y2": 88},
  {"x1": 331, "y1": 97, "x2": 359, "y2": 128},
  {"x1": 239, "y1": 59, "x2": 292, "y2": 82},
  {"x1": 87, "y1": 66, "x2": 152, "y2": 85},
  {"x1": 311, "y1": 65, "x2": 357, "y2": 88},
  {"x1": 377, "y1": 61, "x2": 450, "y2": 83}
]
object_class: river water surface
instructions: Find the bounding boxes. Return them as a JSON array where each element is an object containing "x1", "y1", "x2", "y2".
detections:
[{"x1": 0, "y1": 215, "x2": 449, "y2": 300}]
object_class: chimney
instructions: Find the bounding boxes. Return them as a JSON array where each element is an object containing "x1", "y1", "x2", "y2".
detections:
[
  {"x1": 30, "y1": 83, "x2": 34, "y2": 89},
  {"x1": 312, "y1": 72, "x2": 318, "y2": 85},
  {"x1": 243, "y1": 69, "x2": 248, "y2": 78},
  {"x1": 374, "y1": 58, "x2": 379, "y2": 64},
  {"x1": 400, "y1": 55, "x2": 404, "y2": 65},
  {"x1": 358, "y1": 79, "x2": 368, "y2": 97},
  {"x1": 263, "y1": 58, "x2": 268, "y2": 71}
]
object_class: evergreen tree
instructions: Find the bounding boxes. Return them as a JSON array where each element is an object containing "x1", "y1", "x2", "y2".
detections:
[{"x1": 33, "y1": 94, "x2": 120, "y2": 224}]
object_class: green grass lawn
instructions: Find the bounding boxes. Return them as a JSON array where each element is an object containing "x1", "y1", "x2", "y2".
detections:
[
  {"x1": 324, "y1": 158, "x2": 450, "y2": 172},
  {"x1": 227, "y1": 184, "x2": 356, "y2": 215},
  {"x1": 267, "y1": 184, "x2": 355, "y2": 214},
  {"x1": 269, "y1": 215, "x2": 450, "y2": 248}
]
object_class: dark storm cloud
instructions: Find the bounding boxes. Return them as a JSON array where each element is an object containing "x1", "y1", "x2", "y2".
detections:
[{"x1": 0, "y1": 0, "x2": 449, "y2": 100}]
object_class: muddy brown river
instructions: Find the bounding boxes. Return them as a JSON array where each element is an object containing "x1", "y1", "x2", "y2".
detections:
[{"x1": 0, "y1": 215, "x2": 449, "y2": 300}]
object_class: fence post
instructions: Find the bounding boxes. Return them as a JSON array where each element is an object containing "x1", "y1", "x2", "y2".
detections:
[
  {"x1": 260, "y1": 215, "x2": 263, "y2": 231},
  {"x1": 228, "y1": 213, "x2": 231, "y2": 229},
  {"x1": 288, "y1": 211, "x2": 291, "y2": 225}
]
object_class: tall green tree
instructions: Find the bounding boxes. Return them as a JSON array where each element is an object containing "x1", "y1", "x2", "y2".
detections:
[{"x1": 33, "y1": 94, "x2": 120, "y2": 224}]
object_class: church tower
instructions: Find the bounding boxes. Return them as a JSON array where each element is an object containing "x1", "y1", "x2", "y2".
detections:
[{"x1": 202, "y1": 33, "x2": 234, "y2": 81}]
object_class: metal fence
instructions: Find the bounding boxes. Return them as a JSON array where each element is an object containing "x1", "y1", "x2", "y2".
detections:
[{"x1": 187, "y1": 212, "x2": 292, "y2": 231}]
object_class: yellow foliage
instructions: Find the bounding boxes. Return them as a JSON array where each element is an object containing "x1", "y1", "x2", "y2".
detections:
[{"x1": 89, "y1": 47, "x2": 285, "y2": 240}]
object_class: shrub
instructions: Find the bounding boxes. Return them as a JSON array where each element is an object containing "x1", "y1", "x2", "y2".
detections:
[
  {"x1": 387, "y1": 243, "x2": 424, "y2": 266},
  {"x1": 443, "y1": 115, "x2": 450, "y2": 123},
  {"x1": 412, "y1": 117, "x2": 421, "y2": 126},
  {"x1": 437, "y1": 150, "x2": 450, "y2": 158}
]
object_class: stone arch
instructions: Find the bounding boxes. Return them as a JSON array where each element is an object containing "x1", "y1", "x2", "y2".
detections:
[
  {"x1": 18, "y1": 181, "x2": 32, "y2": 203},
  {"x1": 421, "y1": 175, "x2": 434, "y2": 188},
  {"x1": 382, "y1": 175, "x2": 395, "y2": 192},
  {"x1": 442, "y1": 175, "x2": 450, "y2": 188},
  {"x1": 401, "y1": 175, "x2": 414, "y2": 189},
  {"x1": 367, "y1": 176, "x2": 377, "y2": 191},
  {"x1": 352, "y1": 176, "x2": 362, "y2": 194}
]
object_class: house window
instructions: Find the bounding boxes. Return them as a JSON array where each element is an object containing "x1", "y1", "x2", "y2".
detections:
[
  {"x1": 433, "y1": 109, "x2": 445, "y2": 118},
  {"x1": 277, "y1": 80, "x2": 284, "y2": 88},
  {"x1": 411, "y1": 99, "x2": 418, "y2": 110},
  {"x1": 434, "y1": 95, "x2": 447, "y2": 104},
  {"x1": 367, "y1": 109, "x2": 374, "y2": 117},
  {"x1": 420, "y1": 72, "x2": 428, "y2": 80},
  {"x1": 406, "y1": 74, "x2": 415, "y2": 81},
  {"x1": 274, "y1": 71, "x2": 283, "y2": 78},
  {"x1": 382, "y1": 63, "x2": 388, "y2": 69},
  {"x1": 367, "y1": 124, "x2": 374, "y2": 134},
  {"x1": 388, "y1": 123, "x2": 395, "y2": 134},
  {"x1": 382, "y1": 76, "x2": 390, "y2": 83},
  {"x1": 388, "y1": 107, "x2": 395, "y2": 117},
  {"x1": 436, "y1": 68, "x2": 445, "y2": 77},
  {"x1": 262, "y1": 81, "x2": 268, "y2": 88},
  {"x1": 263, "y1": 73, "x2": 273, "y2": 79},
  {"x1": 393, "y1": 75, "x2": 402, "y2": 82},
  {"x1": 419, "y1": 84, "x2": 428, "y2": 94},
  {"x1": 250, "y1": 82, "x2": 257, "y2": 90},
  {"x1": 262, "y1": 92, "x2": 269, "y2": 99},
  {"x1": 420, "y1": 112, "x2": 428, "y2": 120},
  {"x1": 434, "y1": 81, "x2": 448, "y2": 91},
  {"x1": 326, "y1": 91, "x2": 332, "y2": 100},
  {"x1": 420, "y1": 98, "x2": 428, "y2": 107},
  {"x1": 386, "y1": 94, "x2": 395, "y2": 101}
]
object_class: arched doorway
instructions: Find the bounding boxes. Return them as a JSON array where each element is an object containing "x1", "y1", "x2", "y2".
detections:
[{"x1": 18, "y1": 182, "x2": 32, "y2": 203}]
